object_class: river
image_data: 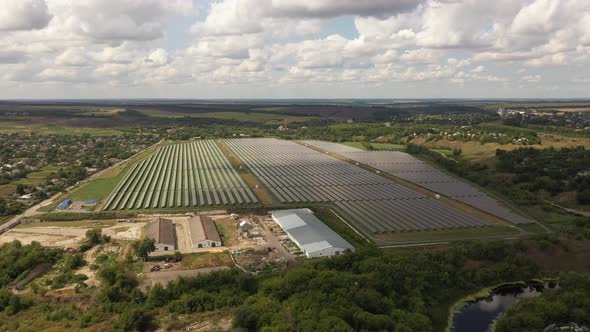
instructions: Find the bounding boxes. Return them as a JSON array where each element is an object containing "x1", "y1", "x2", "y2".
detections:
[{"x1": 452, "y1": 281, "x2": 558, "y2": 332}]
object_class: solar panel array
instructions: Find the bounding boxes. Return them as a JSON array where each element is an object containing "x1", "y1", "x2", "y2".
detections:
[
  {"x1": 302, "y1": 140, "x2": 531, "y2": 225},
  {"x1": 225, "y1": 138, "x2": 486, "y2": 233},
  {"x1": 104, "y1": 140, "x2": 258, "y2": 210}
]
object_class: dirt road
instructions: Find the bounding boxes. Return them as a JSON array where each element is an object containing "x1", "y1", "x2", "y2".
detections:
[
  {"x1": 260, "y1": 223, "x2": 298, "y2": 267},
  {"x1": 140, "y1": 266, "x2": 229, "y2": 289}
]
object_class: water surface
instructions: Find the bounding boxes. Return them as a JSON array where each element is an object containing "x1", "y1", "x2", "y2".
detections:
[{"x1": 452, "y1": 282, "x2": 557, "y2": 332}]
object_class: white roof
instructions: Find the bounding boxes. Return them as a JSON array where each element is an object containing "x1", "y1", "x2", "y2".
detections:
[{"x1": 271, "y1": 209, "x2": 355, "y2": 254}]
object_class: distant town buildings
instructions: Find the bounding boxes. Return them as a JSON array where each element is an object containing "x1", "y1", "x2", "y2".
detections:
[{"x1": 497, "y1": 107, "x2": 590, "y2": 130}]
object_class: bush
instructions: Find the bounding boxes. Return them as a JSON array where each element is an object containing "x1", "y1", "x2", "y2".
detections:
[
  {"x1": 577, "y1": 188, "x2": 590, "y2": 205},
  {"x1": 112, "y1": 307, "x2": 154, "y2": 332},
  {"x1": 46, "y1": 307, "x2": 77, "y2": 321},
  {"x1": 63, "y1": 253, "x2": 85, "y2": 270}
]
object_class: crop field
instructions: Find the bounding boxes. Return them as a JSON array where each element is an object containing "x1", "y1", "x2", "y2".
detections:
[
  {"x1": 302, "y1": 140, "x2": 531, "y2": 225},
  {"x1": 0, "y1": 121, "x2": 123, "y2": 135},
  {"x1": 224, "y1": 138, "x2": 486, "y2": 233},
  {"x1": 104, "y1": 140, "x2": 258, "y2": 210},
  {"x1": 136, "y1": 109, "x2": 316, "y2": 124}
]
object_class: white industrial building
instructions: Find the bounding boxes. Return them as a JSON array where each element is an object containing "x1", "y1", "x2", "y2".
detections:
[
  {"x1": 188, "y1": 216, "x2": 222, "y2": 248},
  {"x1": 271, "y1": 209, "x2": 355, "y2": 258}
]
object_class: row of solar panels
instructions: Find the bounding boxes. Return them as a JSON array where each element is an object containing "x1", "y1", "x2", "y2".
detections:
[
  {"x1": 334, "y1": 199, "x2": 485, "y2": 232},
  {"x1": 105, "y1": 140, "x2": 257, "y2": 210},
  {"x1": 224, "y1": 138, "x2": 487, "y2": 233},
  {"x1": 302, "y1": 140, "x2": 531, "y2": 225},
  {"x1": 265, "y1": 183, "x2": 425, "y2": 203}
]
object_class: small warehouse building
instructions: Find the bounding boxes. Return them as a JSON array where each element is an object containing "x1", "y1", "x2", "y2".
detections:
[
  {"x1": 84, "y1": 198, "x2": 98, "y2": 206},
  {"x1": 56, "y1": 199, "x2": 72, "y2": 210},
  {"x1": 239, "y1": 220, "x2": 253, "y2": 232},
  {"x1": 188, "y1": 216, "x2": 222, "y2": 248},
  {"x1": 271, "y1": 209, "x2": 355, "y2": 258},
  {"x1": 146, "y1": 218, "x2": 176, "y2": 251}
]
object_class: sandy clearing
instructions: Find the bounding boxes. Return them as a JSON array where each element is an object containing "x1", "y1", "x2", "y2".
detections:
[
  {"x1": 0, "y1": 227, "x2": 86, "y2": 247},
  {"x1": 103, "y1": 222, "x2": 145, "y2": 241},
  {"x1": 0, "y1": 222, "x2": 145, "y2": 248}
]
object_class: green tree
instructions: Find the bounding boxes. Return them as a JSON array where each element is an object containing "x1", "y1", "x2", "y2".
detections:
[
  {"x1": 85, "y1": 228, "x2": 102, "y2": 245},
  {"x1": 15, "y1": 184, "x2": 26, "y2": 195},
  {"x1": 233, "y1": 306, "x2": 258, "y2": 330},
  {"x1": 361, "y1": 141, "x2": 375, "y2": 150},
  {"x1": 173, "y1": 251, "x2": 182, "y2": 262},
  {"x1": 578, "y1": 188, "x2": 590, "y2": 205},
  {"x1": 132, "y1": 239, "x2": 156, "y2": 261},
  {"x1": 112, "y1": 307, "x2": 154, "y2": 332}
]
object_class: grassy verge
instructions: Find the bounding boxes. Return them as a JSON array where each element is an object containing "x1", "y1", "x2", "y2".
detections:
[
  {"x1": 24, "y1": 212, "x2": 136, "y2": 222},
  {"x1": 215, "y1": 218, "x2": 239, "y2": 247},
  {"x1": 0, "y1": 215, "x2": 13, "y2": 226},
  {"x1": 342, "y1": 141, "x2": 405, "y2": 150},
  {"x1": 216, "y1": 140, "x2": 274, "y2": 205},
  {"x1": 180, "y1": 251, "x2": 234, "y2": 269},
  {"x1": 517, "y1": 223, "x2": 549, "y2": 235},
  {"x1": 312, "y1": 207, "x2": 374, "y2": 249},
  {"x1": 18, "y1": 220, "x2": 117, "y2": 228},
  {"x1": 376, "y1": 226, "x2": 521, "y2": 243},
  {"x1": 342, "y1": 141, "x2": 453, "y2": 156}
]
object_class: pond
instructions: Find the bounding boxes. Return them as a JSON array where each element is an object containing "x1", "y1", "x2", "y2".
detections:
[{"x1": 452, "y1": 281, "x2": 558, "y2": 332}]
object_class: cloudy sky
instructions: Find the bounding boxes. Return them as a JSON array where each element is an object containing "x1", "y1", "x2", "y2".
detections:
[{"x1": 0, "y1": 0, "x2": 589, "y2": 99}]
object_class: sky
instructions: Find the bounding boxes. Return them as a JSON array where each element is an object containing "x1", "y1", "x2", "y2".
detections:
[{"x1": 0, "y1": 0, "x2": 589, "y2": 99}]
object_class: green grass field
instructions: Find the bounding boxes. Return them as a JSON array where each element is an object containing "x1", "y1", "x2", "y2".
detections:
[
  {"x1": 343, "y1": 141, "x2": 452, "y2": 156},
  {"x1": 343, "y1": 141, "x2": 405, "y2": 150},
  {"x1": 137, "y1": 110, "x2": 315, "y2": 124},
  {"x1": 74, "y1": 108, "x2": 126, "y2": 116},
  {"x1": 69, "y1": 173, "x2": 127, "y2": 202},
  {"x1": 0, "y1": 122, "x2": 122, "y2": 136},
  {"x1": 18, "y1": 220, "x2": 117, "y2": 228},
  {"x1": 38, "y1": 166, "x2": 132, "y2": 212},
  {"x1": 180, "y1": 252, "x2": 234, "y2": 269},
  {"x1": 517, "y1": 222, "x2": 549, "y2": 235},
  {"x1": 376, "y1": 225, "x2": 523, "y2": 243}
]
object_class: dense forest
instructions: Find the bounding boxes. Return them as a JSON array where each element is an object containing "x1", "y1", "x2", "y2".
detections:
[
  {"x1": 0, "y1": 238, "x2": 554, "y2": 331},
  {"x1": 496, "y1": 147, "x2": 590, "y2": 204},
  {"x1": 404, "y1": 144, "x2": 590, "y2": 209}
]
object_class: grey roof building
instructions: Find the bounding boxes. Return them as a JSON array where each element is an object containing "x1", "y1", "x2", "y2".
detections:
[
  {"x1": 188, "y1": 216, "x2": 222, "y2": 248},
  {"x1": 271, "y1": 209, "x2": 355, "y2": 258},
  {"x1": 146, "y1": 217, "x2": 176, "y2": 251}
]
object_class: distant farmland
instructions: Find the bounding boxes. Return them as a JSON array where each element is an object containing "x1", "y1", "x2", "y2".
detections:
[{"x1": 104, "y1": 140, "x2": 258, "y2": 210}]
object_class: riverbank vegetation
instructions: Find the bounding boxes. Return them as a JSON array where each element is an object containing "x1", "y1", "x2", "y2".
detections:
[{"x1": 496, "y1": 272, "x2": 590, "y2": 331}]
